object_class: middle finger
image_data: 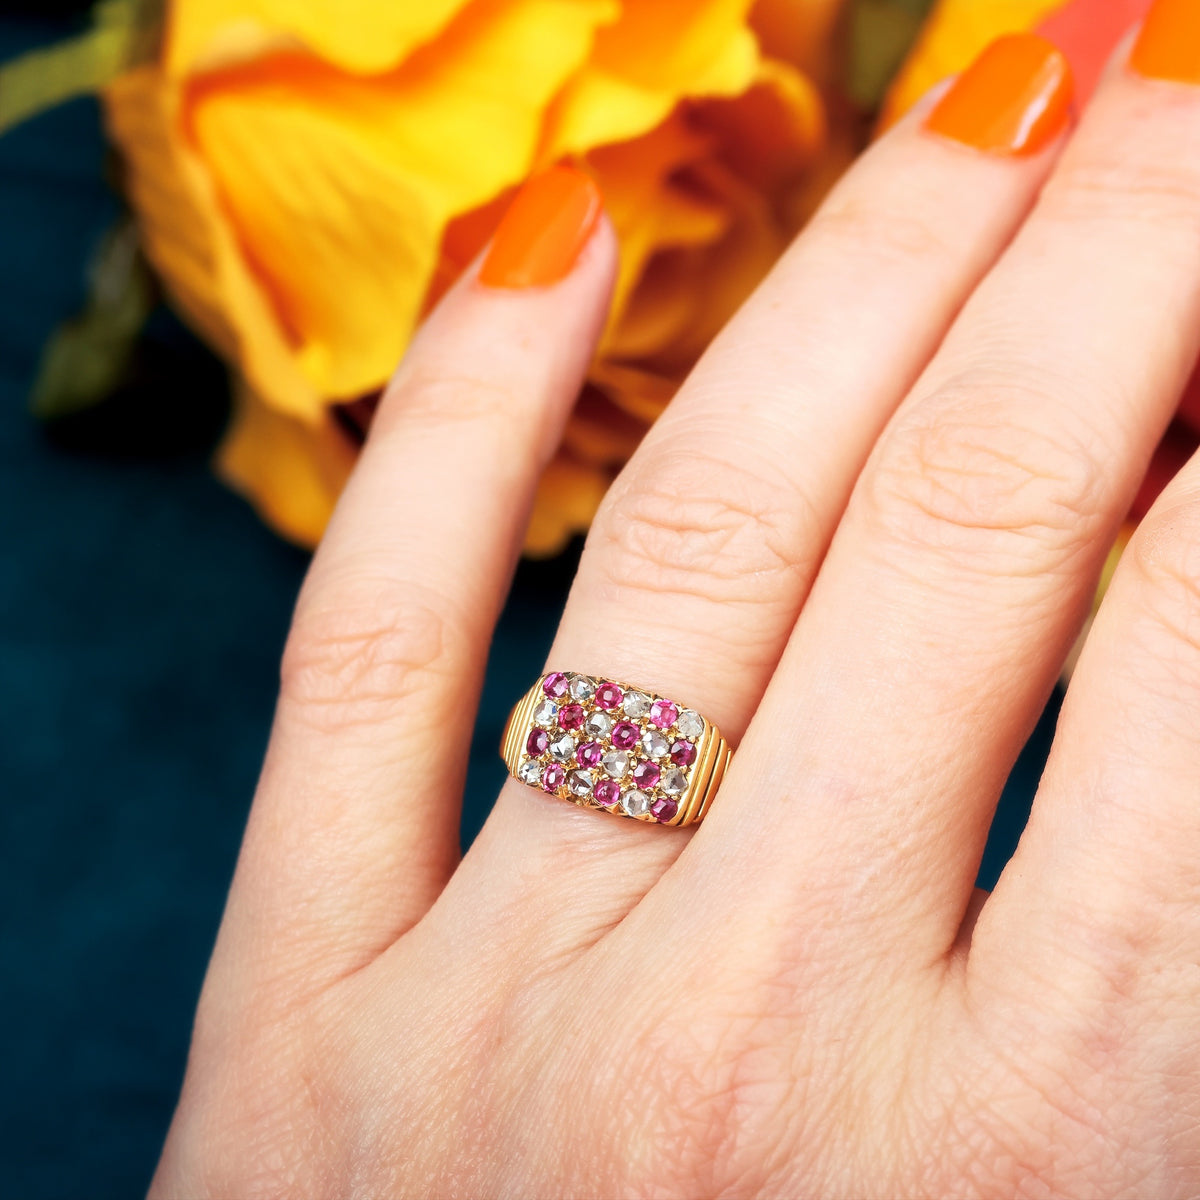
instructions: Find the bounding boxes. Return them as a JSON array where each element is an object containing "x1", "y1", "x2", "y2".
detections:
[{"x1": 715, "y1": 17, "x2": 1200, "y2": 968}]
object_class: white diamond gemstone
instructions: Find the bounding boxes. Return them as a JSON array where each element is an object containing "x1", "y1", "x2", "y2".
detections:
[
  {"x1": 584, "y1": 711, "x2": 613, "y2": 739},
  {"x1": 662, "y1": 767, "x2": 687, "y2": 796},
  {"x1": 676, "y1": 709, "x2": 704, "y2": 739},
  {"x1": 549, "y1": 733, "x2": 576, "y2": 763},
  {"x1": 569, "y1": 675, "x2": 595, "y2": 701},
  {"x1": 621, "y1": 788, "x2": 652, "y2": 818},
  {"x1": 641, "y1": 730, "x2": 669, "y2": 759},
  {"x1": 567, "y1": 769, "x2": 594, "y2": 797},
  {"x1": 518, "y1": 760, "x2": 543, "y2": 786},
  {"x1": 622, "y1": 690, "x2": 651, "y2": 719},
  {"x1": 601, "y1": 749, "x2": 630, "y2": 779},
  {"x1": 533, "y1": 700, "x2": 558, "y2": 727}
]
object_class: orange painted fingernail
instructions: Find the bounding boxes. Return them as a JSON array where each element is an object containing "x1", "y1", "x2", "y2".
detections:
[
  {"x1": 1131, "y1": 0, "x2": 1200, "y2": 84},
  {"x1": 924, "y1": 33, "x2": 1074, "y2": 156},
  {"x1": 478, "y1": 165, "x2": 603, "y2": 290}
]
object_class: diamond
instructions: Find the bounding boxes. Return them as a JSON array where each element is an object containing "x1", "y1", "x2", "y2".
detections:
[
  {"x1": 533, "y1": 699, "x2": 557, "y2": 727},
  {"x1": 621, "y1": 788, "x2": 652, "y2": 818},
  {"x1": 526, "y1": 729, "x2": 549, "y2": 757},
  {"x1": 649, "y1": 699, "x2": 679, "y2": 729},
  {"x1": 669, "y1": 739, "x2": 696, "y2": 767},
  {"x1": 602, "y1": 749, "x2": 630, "y2": 779},
  {"x1": 641, "y1": 730, "x2": 669, "y2": 759},
  {"x1": 622, "y1": 690, "x2": 651, "y2": 719},
  {"x1": 567, "y1": 769, "x2": 594, "y2": 798},
  {"x1": 576, "y1": 741, "x2": 603, "y2": 769},
  {"x1": 543, "y1": 671, "x2": 570, "y2": 699},
  {"x1": 631, "y1": 760, "x2": 661, "y2": 789},
  {"x1": 676, "y1": 709, "x2": 703, "y2": 739},
  {"x1": 611, "y1": 720, "x2": 640, "y2": 750},
  {"x1": 542, "y1": 763, "x2": 566, "y2": 792},
  {"x1": 518, "y1": 759, "x2": 543, "y2": 786},
  {"x1": 662, "y1": 767, "x2": 687, "y2": 795},
  {"x1": 584, "y1": 711, "x2": 613, "y2": 739},
  {"x1": 549, "y1": 733, "x2": 576, "y2": 763},
  {"x1": 651, "y1": 796, "x2": 678, "y2": 822},
  {"x1": 569, "y1": 675, "x2": 595, "y2": 702},
  {"x1": 593, "y1": 778, "x2": 621, "y2": 808},
  {"x1": 558, "y1": 703, "x2": 585, "y2": 731},
  {"x1": 595, "y1": 682, "x2": 624, "y2": 710}
]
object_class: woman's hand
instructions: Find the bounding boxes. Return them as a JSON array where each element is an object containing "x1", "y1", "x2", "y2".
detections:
[{"x1": 153, "y1": 13, "x2": 1200, "y2": 1198}]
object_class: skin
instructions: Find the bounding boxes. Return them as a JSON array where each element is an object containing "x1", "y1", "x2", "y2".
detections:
[{"x1": 154, "y1": 43, "x2": 1200, "y2": 1200}]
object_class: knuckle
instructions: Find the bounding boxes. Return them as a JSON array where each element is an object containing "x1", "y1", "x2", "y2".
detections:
[
  {"x1": 375, "y1": 365, "x2": 525, "y2": 443},
  {"x1": 592, "y1": 442, "x2": 821, "y2": 615},
  {"x1": 1040, "y1": 151, "x2": 1200, "y2": 239},
  {"x1": 864, "y1": 384, "x2": 1109, "y2": 576},
  {"x1": 280, "y1": 582, "x2": 457, "y2": 733},
  {"x1": 621, "y1": 1001, "x2": 804, "y2": 1197},
  {"x1": 809, "y1": 193, "x2": 954, "y2": 267}
]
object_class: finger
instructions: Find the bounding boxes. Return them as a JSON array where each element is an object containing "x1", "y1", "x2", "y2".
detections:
[
  {"x1": 975, "y1": 447, "x2": 1200, "y2": 1013},
  {"x1": 724, "y1": 23, "x2": 1200, "y2": 965},
  {"x1": 451, "y1": 34, "x2": 1074, "y2": 940},
  {"x1": 218, "y1": 167, "x2": 616, "y2": 989}
]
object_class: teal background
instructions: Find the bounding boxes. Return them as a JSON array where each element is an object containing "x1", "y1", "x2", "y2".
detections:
[{"x1": 0, "y1": 11, "x2": 1058, "y2": 1196}]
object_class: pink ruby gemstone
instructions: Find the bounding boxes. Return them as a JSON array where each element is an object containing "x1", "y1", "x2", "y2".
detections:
[
  {"x1": 542, "y1": 763, "x2": 566, "y2": 792},
  {"x1": 649, "y1": 699, "x2": 679, "y2": 729},
  {"x1": 631, "y1": 760, "x2": 660, "y2": 789},
  {"x1": 651, "y1": 796, "x2": 678, "y2": 822},
  {"x1": 543, "y1": 671, "x2": 570, "y2": 699},
  {"x1": 611, "y1": 721, "x2": 640, "y2": 750},
  {"x1": 526, "y1": 729, "x2": 549, "y2": 756},
  {"x1": 595, "y1": 682, "x2": 624, "y2": 710},
  {"x1": 669, "y1": 739, "x2": 696, "y2": 767},
  {"x1": 558, "y1": 704, "x2": 585, "y2": 731},
  {"x1": 577, "y1": 741, "x2": 603, "y2": 769},
  {"x1": 593, "y1": 778, "x2": 621, "y2": 808}
]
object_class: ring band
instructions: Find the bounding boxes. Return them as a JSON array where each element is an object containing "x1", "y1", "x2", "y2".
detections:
[{"x1": 501, "y1": 672, "x2": 731, "y2": 826}]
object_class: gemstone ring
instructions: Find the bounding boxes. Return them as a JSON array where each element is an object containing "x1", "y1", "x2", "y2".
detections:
[{"x1": 500, "y1": 672, "x2": 732, "y2": 826}]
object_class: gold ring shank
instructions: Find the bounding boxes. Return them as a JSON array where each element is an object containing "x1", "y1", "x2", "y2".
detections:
[{"x1": 501, "y1": 673, "x2": 731, "y2": 827}]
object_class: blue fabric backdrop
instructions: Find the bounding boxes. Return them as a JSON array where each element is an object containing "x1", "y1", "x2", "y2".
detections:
[{"x1": 0, "y1": 13, "x2": 1058, "y2": 1197}]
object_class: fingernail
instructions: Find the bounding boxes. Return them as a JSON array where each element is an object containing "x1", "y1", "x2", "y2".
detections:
[
  {"x1": 478, "y1": 165, "x2": 603, "y2": 290},
  {"x1": 924, "y1": 33, "x2": 1074, "y2": 156},
  {"x1": 1130, "y1": 0, "x2": 1200, "y2": 85}
]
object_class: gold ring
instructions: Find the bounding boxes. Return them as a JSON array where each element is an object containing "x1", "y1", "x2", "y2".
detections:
[{"x1": 501, "y1": 672, "x2": 731, "y2": 826}]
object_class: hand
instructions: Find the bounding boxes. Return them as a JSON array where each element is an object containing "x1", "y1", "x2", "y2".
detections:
[{"x1": 153, "y1": 18, "x2": 1200, "y2": 1198}]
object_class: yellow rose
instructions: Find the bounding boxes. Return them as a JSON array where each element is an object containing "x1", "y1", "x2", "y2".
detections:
[{"x1": 104, "y1": 0, "x2": 843, "y2": 553}]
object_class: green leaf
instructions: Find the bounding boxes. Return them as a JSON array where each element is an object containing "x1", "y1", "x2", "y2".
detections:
[
  {"x1": 0, "y1": 0, "x2": 164, "y2": 134},
  {"x1": 848, "y1": 0, "x2": 938, "y2": 112},
  {"x1": 30, "y1": 218, "x2": 156, "y2": 420}
]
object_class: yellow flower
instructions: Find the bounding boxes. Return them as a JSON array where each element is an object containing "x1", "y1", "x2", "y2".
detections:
[{"x1": 104, "y1": 0, "x2": 841, "y2": 553}]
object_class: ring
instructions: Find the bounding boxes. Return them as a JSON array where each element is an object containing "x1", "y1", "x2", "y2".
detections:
[{"x1": 501, "y1": 672, "x2": 731, "y2": 826}]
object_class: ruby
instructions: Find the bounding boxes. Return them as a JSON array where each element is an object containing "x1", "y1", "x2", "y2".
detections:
[
  {"x1": 595, "y1": 682, "x2": 624, "y2": 710},
  {"x1": 542, "y1": 763, "x2": 566, "y2": 792},
  {"x1": 631, "y1": 760, "x2": 660, "y2": 789},
  {"x1": 543, "y1": 671, "x2": 570, "y2": 699},
  {"x1": 558, "y1": 703, "x2": 585, "y2": 731},
  {"x1": 611, "y1": 720, "x2": 640, "y2": 750},
  {"x1": 576, "y1": 741, "x2": 603, "y2": 769},
  {"x1": 593, "y1": 778, "x2": 621, "y2": 808},
  {"x1": 651, "y1": 796, "x2": 678, "y2": 822},
  {"x1": 526, "y1": 729, "x2": 549, "y2": 756},
  {"x1": 649, "y1": 699, "x2": 678, "y2": 729},
  {"x1": 669, "y1": 739, "x2": 696, "y2": 767}
]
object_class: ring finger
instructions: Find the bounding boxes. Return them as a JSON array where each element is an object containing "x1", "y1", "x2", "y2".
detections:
[{"x1": 455, "y1": 34, "x2": 1076, "y2": 935}]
